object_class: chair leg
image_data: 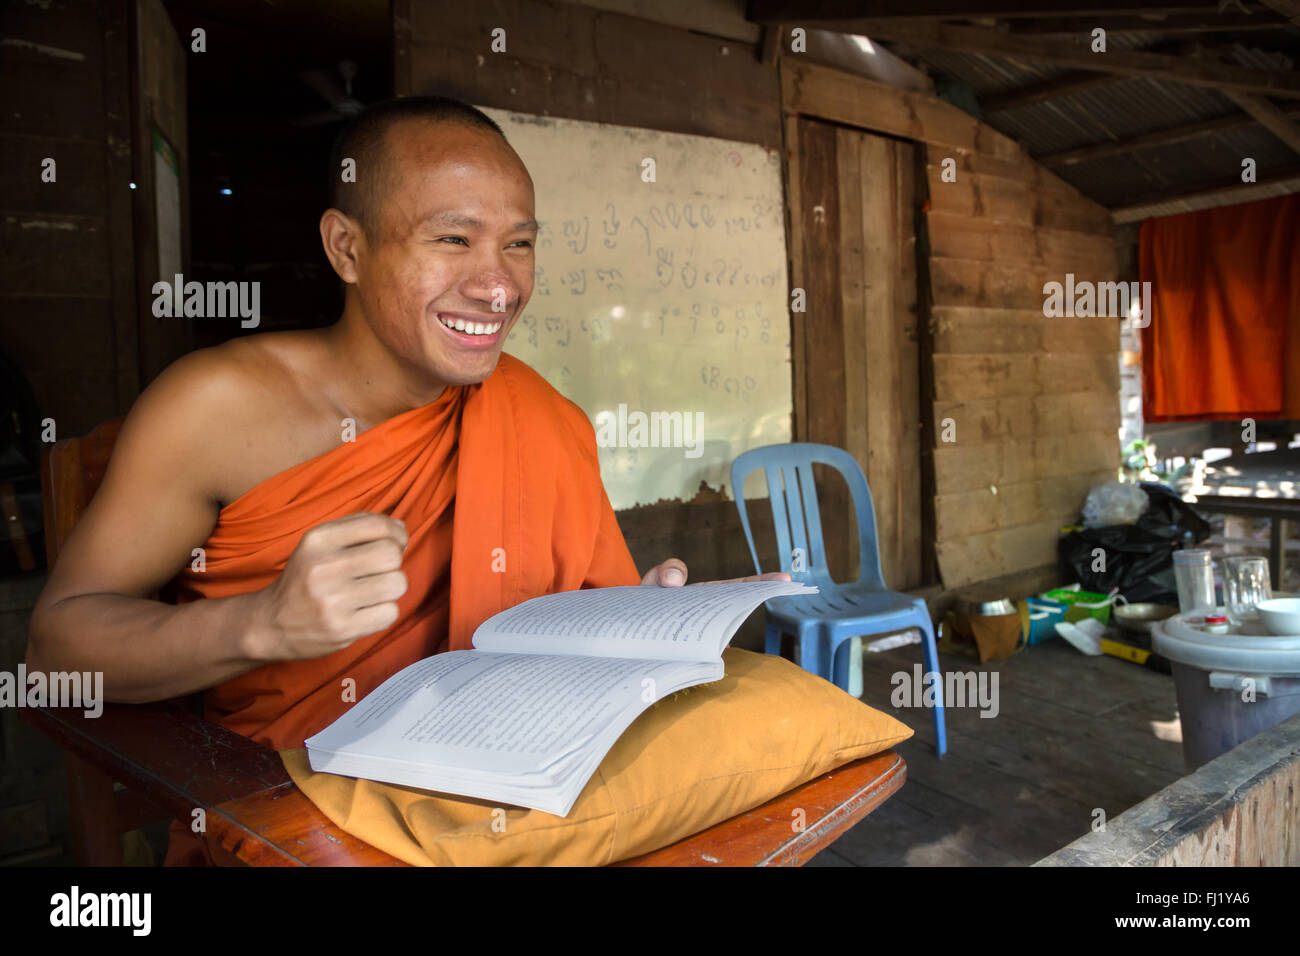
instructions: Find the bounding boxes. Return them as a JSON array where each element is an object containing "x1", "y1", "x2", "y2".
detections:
[
  {"x1": 764, "y1": 618, "x2": 782, "y2": 657},
  {"x1": 829, "y1": 636, "x2": 855, "y2": 692},
  {"x1": 797, "y1": 623, "x2": 826, "y2": 679},
  {"x1": 918, "y1": 616, "x2": 947, "y2": 758}
]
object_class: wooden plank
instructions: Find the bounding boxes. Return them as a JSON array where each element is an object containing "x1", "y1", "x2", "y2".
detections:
[
  {"x1": 933, "y1": 307, "x2": 1111, "y2": 355},
  {"x1": 932, "y1": 428, "x2": 1119, "y2": 494},
  {"x1": 783, "y1": 108, "x2": 807, "y2": 443},
  {"x1": 1222, "y1": 91, "x2": 1300, "y2": 156},
  {"x1": 936, "y1": 514, "x2": 1077, "y2": 587},
  {"x1": 132, "y1": 0, "x2": 192, "y2": 388},
  {"x1": 1260, "y1": 0, "x2": 1300, "y2": 28},
  {"x1": 933, "y1": 471, "x2": 1109, "y2": 539},
  {"x1": 932, "y1": 392, "x2": 1121, "y2": 444},
  {"x1": 931, "y1": 352, "x2": 1123, "y2": 405},
  {"x1": 979, "y1": 72, "x2": 1121, "y2": 114},
  {"x1": 104, "y1": 0, "x2": 138, "y2": 412},
  {"x1": 0, "y1": 135, "x2": 107, "y2": 216},
  {"x1": 409, "y1": 38, "x2": 781, "y2": 150},
  {"x1": 0, "y1": 213, "x2": 111, "y2": 298},
  {"x1": 926, "y1": 213, "x2": 1117, "y2": 273},
  {"x1": 930, "y1": 259, "x2": 1126, "y2": 314},
  {"x1": 751, "y1": 1, "x2": 1237, "y2": 23},
  {"x1": 837, "y1": 127, "x2": 869, "y2": 481},
  {"x1": 1005, "y1": 11, "x2": 1288, "y2": 35},
  {"x1": 926, "y1": 169, "x2": 1113, "y2": 234},
  {"x1": 876, "y1": 726, "x2": 1105, "y2": 854},
  {"x1": 927, "y1": 151, "x2": 1085, "y2": 197},
  {"x1": 1039, "y1": 712, "x2": 1300, "y2": 866},
  {"x1": 1111, "y1": 163, "x2": 1300, "y2": 221},
  {"x1": 859, "y1": 658, "x2": 1179, "y2": 812},
  {"x1": 781, "y1": 59, "x2": 1021, "y2": 160},
  {"x1": 891, "y1": 140, "x2": 923, "y2": 590},
  {"x1": 847, "y1": 19, "x2": 1300, "y2": 99},
  {"x1": 797, "y1": 117, "x2": 851, "y2": 578},
  {"x1": 915, "y1": 146, "x2": 940, "y2": 587},
  {"x1": 798, "y1": 117, "x2": 846, "y2": 451},
  {"x1": 406, "y1": 0, "x2": 783, "y2": 150},
  {"x1": 855, "y1": 133, "x2": 924, "y2": 589},
  {"x1": 930, "y1": 258, "x2": 1047, "y2": 311},
  {"x1": 819, "y1": 776, "x2": 1035, "y2": 866}
]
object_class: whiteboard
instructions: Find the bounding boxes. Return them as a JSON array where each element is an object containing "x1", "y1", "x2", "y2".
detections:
[{"x1": 480, "y1": 106, "x2": 793, "y2": 510}]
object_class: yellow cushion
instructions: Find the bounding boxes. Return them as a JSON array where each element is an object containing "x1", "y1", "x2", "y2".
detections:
[{"x1": 280, "y1": 647, "x2": 913, "y2": 865}]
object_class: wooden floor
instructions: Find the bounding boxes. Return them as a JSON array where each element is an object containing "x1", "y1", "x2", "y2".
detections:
[{"x1": 808, "y1": 637, "x2": 1187, "y2": 866}]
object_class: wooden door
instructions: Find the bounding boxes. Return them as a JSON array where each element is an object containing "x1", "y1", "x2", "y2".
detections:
[{"x1": 787, "y1": 116, "x2": 926, "y2": 590}]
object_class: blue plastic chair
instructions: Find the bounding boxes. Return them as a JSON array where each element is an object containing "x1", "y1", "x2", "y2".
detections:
[{"x1": 731, "y1": 442, "x2": 947, "y2": 757}]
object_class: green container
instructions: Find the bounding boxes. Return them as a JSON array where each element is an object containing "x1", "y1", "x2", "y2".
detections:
[{"x1": 1041, "y1": 587, "x2": 1113, "y2": 626}]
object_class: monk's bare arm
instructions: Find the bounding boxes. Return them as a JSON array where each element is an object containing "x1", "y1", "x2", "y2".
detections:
[{"x1": 26, "y1": 348, "x2": 278, "y2": 702}]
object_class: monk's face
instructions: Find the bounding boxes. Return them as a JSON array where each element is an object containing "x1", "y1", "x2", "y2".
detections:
[{"x1": 355, "y1": 120, "x2": 535, "y2": 386}]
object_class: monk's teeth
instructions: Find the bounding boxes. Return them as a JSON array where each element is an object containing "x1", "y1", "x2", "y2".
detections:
[{"x1": 438, "y1": 316, "x2": 502, "y2": 335}]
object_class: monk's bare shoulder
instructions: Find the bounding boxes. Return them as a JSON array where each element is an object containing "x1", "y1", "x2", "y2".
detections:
[{"x1": 123, "y1": 331, "x2": 329, "y2": 506}]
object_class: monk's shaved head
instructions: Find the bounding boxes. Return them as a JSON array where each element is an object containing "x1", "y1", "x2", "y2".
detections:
[{"x1": 328, "y1": 96, "x2": 509, "y2": 238}]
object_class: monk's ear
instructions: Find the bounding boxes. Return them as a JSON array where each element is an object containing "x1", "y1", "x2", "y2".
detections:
[{"x1": 320, "y1": 208, "x2": 365, "y2": 284}]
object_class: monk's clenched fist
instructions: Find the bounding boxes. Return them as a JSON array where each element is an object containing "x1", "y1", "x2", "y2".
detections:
[{"x1": 249, "y1": 511, "x2": 409, "y2": 661}]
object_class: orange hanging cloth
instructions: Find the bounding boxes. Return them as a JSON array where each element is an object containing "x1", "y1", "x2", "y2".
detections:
[
  {"x1": 1141, "y1": 193, "x2": 1300, "y2": 422},
  {"x1": 162, "y1": 353, "x2": 639, "y2": 864}
]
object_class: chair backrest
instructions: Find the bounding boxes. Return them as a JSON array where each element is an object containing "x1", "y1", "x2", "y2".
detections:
[
  {"x1": 730, "y1": 442, "x2": 886, "y2": 591},
  {"x1": 40, "y1": 416, "x2": 193, "y2": 709},
  {"x1": 40, "y1": 418, "x2": 125, "y2": 568}
]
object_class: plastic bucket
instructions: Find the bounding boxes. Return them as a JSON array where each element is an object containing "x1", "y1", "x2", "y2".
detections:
[
  {"x1": 1025, "y1": 598, "x2": 1064, "y2": 645},
  {"x1": 1153, "y1": 613, "x2": 1300, "y2": 772},
  {"x1": 1041, "y1": 587, "x2": 1114, "y2": 626}
]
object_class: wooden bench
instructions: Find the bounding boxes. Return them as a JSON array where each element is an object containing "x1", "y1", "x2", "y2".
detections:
[{"x1": 25, "y1": 418, "x2": 905, "y2": 866}]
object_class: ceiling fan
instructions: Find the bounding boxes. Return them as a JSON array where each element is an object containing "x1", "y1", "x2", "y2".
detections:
[{"x1": 292, "y1": 59, "x2": 365, "y2": 126}]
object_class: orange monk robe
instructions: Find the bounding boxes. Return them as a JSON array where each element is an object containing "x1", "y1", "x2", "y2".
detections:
[{"x1": 162, "y1": 353, "x2": 640, "y2": 864}]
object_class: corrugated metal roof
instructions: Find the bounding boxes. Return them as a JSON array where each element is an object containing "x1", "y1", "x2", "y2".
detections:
[{"x1": 901, "y1": 32, "x2": 1300, "y2": 213}]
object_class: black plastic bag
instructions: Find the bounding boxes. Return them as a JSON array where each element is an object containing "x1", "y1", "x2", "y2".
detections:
[
  {"x1": 1136, "y1": 481, "x2": 1211, "y2": 544},
  {"x1": 1058, "y1": 483, "x2": 1210, "y2": 605}
]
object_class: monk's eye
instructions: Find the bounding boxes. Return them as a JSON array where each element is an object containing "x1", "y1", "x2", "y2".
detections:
[
  {"x1": 435, "y1": 236, "x2": 468, "y2": 246},
  {"x1": 509, "y1": 240, "x2": 533, "y2": 249}
]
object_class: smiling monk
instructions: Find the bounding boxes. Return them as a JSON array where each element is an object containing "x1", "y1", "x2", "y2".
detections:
[{"x1": 26, "y1": 96, "x2": 787, "y2": 866}]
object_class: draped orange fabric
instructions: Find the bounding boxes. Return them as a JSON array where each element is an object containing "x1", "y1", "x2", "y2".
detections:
[
  {"x1": 1141, "y1": 193, "x2": 1300, "y2": 422},
  {"x1": 162, "y1": 352, "x2": 640, "y2": 864}
]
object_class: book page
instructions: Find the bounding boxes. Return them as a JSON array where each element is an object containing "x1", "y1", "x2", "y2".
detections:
[
  {"x1": 473, "y1": 581, "x2": 817, "y2": 661},
  {"x1": 305, "y1": 650, "x2": 710, "y2": 777}
]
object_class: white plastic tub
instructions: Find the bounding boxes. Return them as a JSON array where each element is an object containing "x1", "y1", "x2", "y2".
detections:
[{"x1": 1152, "y1": 612, "x2": 1300, "y2": 772}]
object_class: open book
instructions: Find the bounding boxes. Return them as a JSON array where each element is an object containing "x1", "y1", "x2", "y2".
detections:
[{"x1": 304, "y1": 580, "x2": 817, "y2": 816}]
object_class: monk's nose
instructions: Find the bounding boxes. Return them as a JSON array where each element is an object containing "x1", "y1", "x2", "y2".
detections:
[{"x1": 462, "y1": 269, "x2": 519, "y2": 311}]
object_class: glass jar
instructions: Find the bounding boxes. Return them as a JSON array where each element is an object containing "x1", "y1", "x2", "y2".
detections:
[{"x1": 1172, "y1": 549, "x2": 1216, "y2": 614}]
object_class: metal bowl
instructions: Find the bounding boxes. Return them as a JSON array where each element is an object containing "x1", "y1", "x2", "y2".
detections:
[
  {"x1": 1112, "y1": 602, "x2": 1178, "y2": 635},
  {"x1": 955, "y1": 597, "x2": 1017, "y2": 617}
]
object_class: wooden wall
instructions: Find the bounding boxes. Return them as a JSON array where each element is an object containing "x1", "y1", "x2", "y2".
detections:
[
  {"x1": 784, "y1": 60, "x2": 1121, "y2": 593},
  {"x1": 0, "y1": 0, "x2": 194, "y2": 437},
  {"x1": 0, "y1": 0, "x2": 138, "y2": 436},
  {"x1": 923, "y1": 146, "x2": 1120, "y2": 588}
]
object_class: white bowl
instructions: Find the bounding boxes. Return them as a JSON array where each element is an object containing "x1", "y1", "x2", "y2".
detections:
[{"x1": 1257, "y1": 598, "x2": 1300, "y2": 636}]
